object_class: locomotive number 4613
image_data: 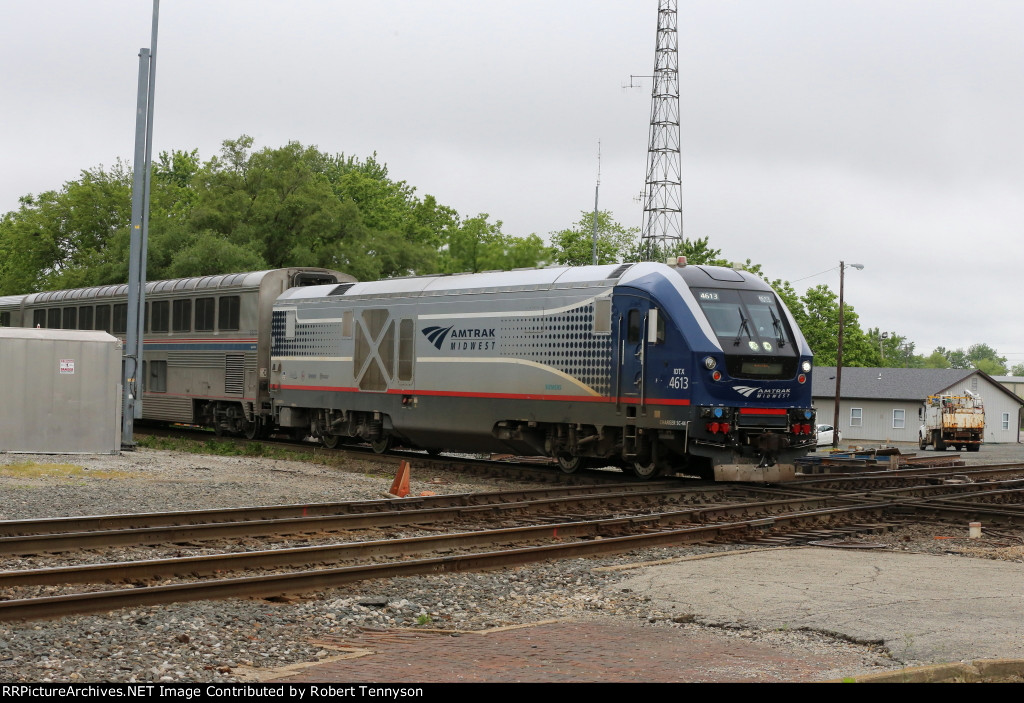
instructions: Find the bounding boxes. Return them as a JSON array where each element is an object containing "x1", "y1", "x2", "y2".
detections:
[{"x1": 668, "y1": 375, "x2": 689, "y2": 390}]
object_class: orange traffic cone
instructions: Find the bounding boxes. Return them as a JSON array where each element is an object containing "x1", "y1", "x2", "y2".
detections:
[{"x1": 390, "y1": 460, "x2": 411, "y2": 498}]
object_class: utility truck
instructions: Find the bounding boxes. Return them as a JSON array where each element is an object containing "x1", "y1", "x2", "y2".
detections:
[{"x1": 918, "y1": 390, "x2": 984, "y2": 452}]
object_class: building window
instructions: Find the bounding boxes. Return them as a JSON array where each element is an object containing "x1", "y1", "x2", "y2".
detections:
[
  {"x1": 971, "y1": 377, "x2": 979, "y2": 392},
  {"x1": 62, "y1": 307, "x2": 77, "y2": 330},
  {"x1": 850, "y1": 408, "x2": 863, "y2": 427},
  {"x1": 195, "y1": 298, "x2": 215, "y2": 332},
  {"x1": 0, "y1": 311, "x2": 9, "y2": 327},
  {"x1": 33, "y1": 310, "x2": 46, "y2": 328},
  {"x1": 893, "y1": 409, "x2": 906, "y2": 429},
  {"x1": 173, "y1": 299, "x2": 192, "y2": 332},
  {"x1": 1003, "y1": 413, "x2": 1010, "y2": 431},
  {"x1": 47, "y1": 308, "x2": 61, "y2": 329}
]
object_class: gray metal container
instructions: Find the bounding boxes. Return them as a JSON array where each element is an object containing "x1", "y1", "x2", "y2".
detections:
[{"x1": 0, "y1": 328, "x2": 122, "y2": 453}]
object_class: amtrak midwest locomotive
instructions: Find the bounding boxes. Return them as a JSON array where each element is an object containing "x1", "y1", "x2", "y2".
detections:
[{"x1": 269, "y1": 261, "x2": 816, "y2": 481}]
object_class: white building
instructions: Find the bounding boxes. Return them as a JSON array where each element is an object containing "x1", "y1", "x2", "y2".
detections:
[{"x1": 812, "y1": 367, "x2": 1022, "y2": 444}]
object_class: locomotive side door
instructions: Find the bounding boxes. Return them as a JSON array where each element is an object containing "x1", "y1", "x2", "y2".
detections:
[{"x1": 615, "y1": 294, "x2": 655, "y2": 413}]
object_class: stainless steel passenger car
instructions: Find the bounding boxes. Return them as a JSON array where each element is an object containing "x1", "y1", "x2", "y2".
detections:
[{"x1": 4, "y1": 268, "x2": 350, "y2": 436}]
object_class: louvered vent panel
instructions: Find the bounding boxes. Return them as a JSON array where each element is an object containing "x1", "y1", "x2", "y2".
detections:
[{"x1": 225, "y1": 354, "x2": 244, "y2": 395}]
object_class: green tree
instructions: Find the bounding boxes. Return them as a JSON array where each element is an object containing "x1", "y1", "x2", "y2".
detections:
[
  {"x1": 440, "y1": 214, "x2": 550, "y2": 273},
  {"x1": 864, "y1": 328, "x2": 924, "y2": 368},
  {"x1": 923, "y1": 350, "x2": 952, "y2": 368},
  {"x1": 0, "y1": 163, "x2": 136, "y2": 293},
  {"x1": 1010, "y1": 363, "x2": 1024, "y2": 376},
  {"x1": 798, "y1": 284, "x2": 875, "y2": 366},
  {"x1": 550, "y1": 210, "x2": 638, "y2": 265},
  {"x1": 966, "y1": 343, "x2": 1008, "y2": 375},
  {"x1": 624, "y1": 235, "x2": 732, "y2": 267}
]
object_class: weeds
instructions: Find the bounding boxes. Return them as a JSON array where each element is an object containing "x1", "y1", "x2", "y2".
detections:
[{"x1": 0, "y1": 461, "x2": 134, "y2": 480}]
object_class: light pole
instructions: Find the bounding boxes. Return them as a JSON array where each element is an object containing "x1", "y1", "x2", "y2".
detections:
[{"x1": 833, "y1": 261, "x2": 864, "y2": 448}]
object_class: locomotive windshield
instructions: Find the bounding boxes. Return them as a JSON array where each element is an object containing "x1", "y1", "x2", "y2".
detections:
[{"x1": 694, "y1": 288, "x2": 797, "y2": 378}]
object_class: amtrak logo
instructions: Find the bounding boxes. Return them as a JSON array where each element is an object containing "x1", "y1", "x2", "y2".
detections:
[
  {"x1": 733, "y1": 385, "x2": 792, "y2": 400},
  {"x1": 422, "y1": 325, "x2": 497, "y2": 352},
  {"x1": 422, "y1": 325, "x2": 454, "y2": 350}
]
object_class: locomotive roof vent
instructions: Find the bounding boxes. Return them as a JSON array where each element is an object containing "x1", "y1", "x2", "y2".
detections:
[
  {"x1": 606, "y1": 263, "x2": 632, "y2": 279},
  {"x1": 328, "y1": 283, "x2": 356, "y2": 296}
]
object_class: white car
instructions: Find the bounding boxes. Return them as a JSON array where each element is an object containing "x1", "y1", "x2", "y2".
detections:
[{"x1": 816, "y1": 424, "x2": 841, "y2": 447}]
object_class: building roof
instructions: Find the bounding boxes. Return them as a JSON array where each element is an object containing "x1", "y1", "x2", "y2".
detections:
[{"x1": 812, "y1": 366, "x2": 1024, "y2": 405}]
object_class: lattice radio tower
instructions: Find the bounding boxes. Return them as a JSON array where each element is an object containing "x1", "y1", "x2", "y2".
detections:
[{"x1": 639, "y1": 0, "x2": 682, "y2": 260}]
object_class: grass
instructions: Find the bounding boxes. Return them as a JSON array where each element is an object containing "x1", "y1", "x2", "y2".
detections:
[
  {"x1": 135, "y1": 433, "x2": 351, "y2": 468},
  {"x1": 0, "y1": 461, "x2": 135, "y2": 481}
]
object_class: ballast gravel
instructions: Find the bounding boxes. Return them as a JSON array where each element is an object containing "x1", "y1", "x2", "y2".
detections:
[{"x1": 0, "y1": 447, "x2": 936, "y2": 683}]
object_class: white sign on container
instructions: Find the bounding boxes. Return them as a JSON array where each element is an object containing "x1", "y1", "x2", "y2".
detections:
[{"x1": 60, "y1": 359, "x2": 75, "y2": 374}]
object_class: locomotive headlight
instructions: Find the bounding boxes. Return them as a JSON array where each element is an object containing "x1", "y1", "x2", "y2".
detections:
[
  {"x1": 801, "y1": 360, "x2": 812, "y2": 373},
  {"x1": 703, "y1": 356, "x2": 717, "y2": 370}
]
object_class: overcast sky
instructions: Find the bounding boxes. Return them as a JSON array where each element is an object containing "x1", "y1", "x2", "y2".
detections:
[{"x1": 1, "y1": 1, "x2": 1021, "y2": 365}]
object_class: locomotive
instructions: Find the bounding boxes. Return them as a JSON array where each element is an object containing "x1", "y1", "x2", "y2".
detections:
[{"x1": 269, "y1": 260, "x2": 816, "y2": 481}]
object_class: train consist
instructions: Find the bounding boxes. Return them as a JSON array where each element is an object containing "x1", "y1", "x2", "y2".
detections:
[
  {"x1": 270, "y1": 261, "x2": 816, "y2": 481},
  {"x1": 0, "y1": 261, "x2": 816, "y2": 481}
]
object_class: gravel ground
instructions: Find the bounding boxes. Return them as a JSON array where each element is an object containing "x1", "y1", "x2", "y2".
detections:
[{"x1": 0, "y1": 444, "x2": 1019, "y2": 683}]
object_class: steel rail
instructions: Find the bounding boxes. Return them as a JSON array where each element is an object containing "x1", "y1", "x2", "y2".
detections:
[
  {"x1": 0, "y1": 485, "x2": 781, "y2": 555},
  {"x1": 0, "y1": 500, "x2": 895, "y2": 622},
  {"x1": 0, "y1": 495, "x2": 849, "y2": 588},
  {"x1": 0, "y1": 481, "x2": 720, "y2": 537}
]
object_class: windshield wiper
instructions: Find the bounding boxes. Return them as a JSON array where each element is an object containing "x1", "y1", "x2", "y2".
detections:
[
  {"x1": 769, "y1": 307, "x2": 786, "y2": 348},
  {"x1": 733, "y1": 307, "x2": 752, "y2": 346}
]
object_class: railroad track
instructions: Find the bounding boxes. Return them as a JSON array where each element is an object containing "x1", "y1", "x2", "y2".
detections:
[
  {"x1": 7, "y1": 474, "x2": 1024, "y2": 622},
  {"x1": 0, "y1": 493, "x2": 901, "y2": 622}
]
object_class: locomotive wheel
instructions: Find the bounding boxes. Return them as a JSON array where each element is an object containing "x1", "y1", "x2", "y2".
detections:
[
  {"x1": 243, "y1": 419, "x2": 261, "y2": 441},
  {"x1": 321, "y1": 433, "x2": 340, "y2": 449},
  {"x1": 556, "y1": 454, "x2": 584, "y2": 474},
  {"x1": 631, "y1": 458, "x2": 663, "y2": 480},
  {"x1": 919, "y1": 435, "x2": 927, "y2": 450},
  {"x1": 371, "y1": 436, "x2": 392, "y2": 454},
  {"x1": 967, "y1": 444, "x2": 980, "y2": 452}
]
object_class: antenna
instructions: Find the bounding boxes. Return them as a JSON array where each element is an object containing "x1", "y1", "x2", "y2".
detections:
[{"x1": 639, "y1": 0, "x2": 683, "y2": 260}]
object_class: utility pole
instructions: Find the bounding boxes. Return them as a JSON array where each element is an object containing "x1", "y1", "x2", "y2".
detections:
[
  {"x1": 832, "y1": 261, "x2": 864, "y2": 449},
  {"x1": 592, "y1": 141, "x2": 601, "y2": 265},
  {"x1": 123, "y1": 0, "x2": 160, "y2": 448},
  {"x1": 639, "y1": 0, "x2": 683, "y2": 260}
]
